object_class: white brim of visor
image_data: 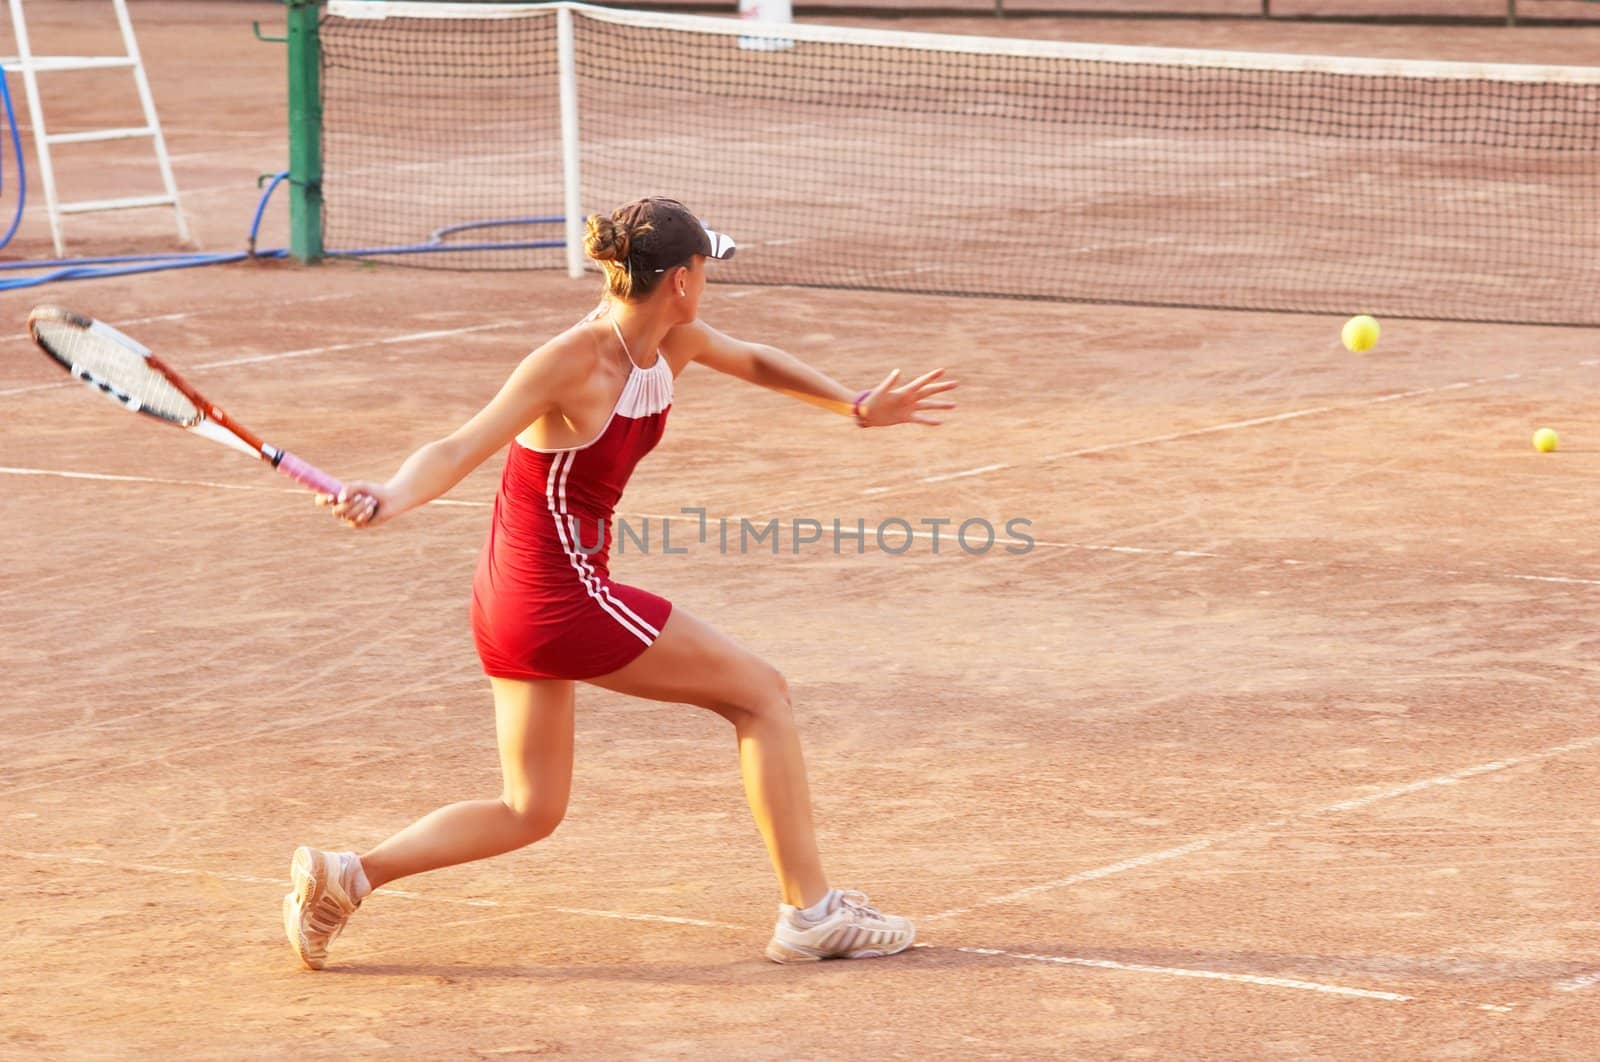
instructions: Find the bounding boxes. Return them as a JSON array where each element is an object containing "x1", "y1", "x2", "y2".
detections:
[{"x1": 703, "y1": 226, "x2": 737, "y2": 260}]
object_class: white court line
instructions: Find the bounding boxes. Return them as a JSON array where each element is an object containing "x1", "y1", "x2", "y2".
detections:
[
  {"x1": 1064, "y1": 234, "x2": 1183, "y2": 258},
  {"x1": 0, "y1": 466, "x2": 489, "y2": 507},
  {"x1": 1, "y1": 850, "x2": 289, "y2": 889},
  {"x1": 191, "y1": 321, "x2": 522, "y2": 372},
  {"x1": 863, "y1": 407, "x2": 1331, "y2": 494},
  {"x1": 1015, "y1": 538, "x2": 1600, "y2": 588},
  {"x1": 0, "y1": 671, "x2": 482, "y2": 800},
  {"x1": 0, "y1": 294, "x2": 365, "y2": 343},
  {"x1": 938, "y1": 946, "x2": 1413, "y2": 1003},
  {"x1": 0, "y1": 466, "x2": 285, "y2": 493},
  {"x1": 860, "y1": 370, "x2": 1549, "y2": 500},
  {"x1": 724, "y1": 286, "x2": 797, "y2": 299},
  {"x1": 150, "y1": 127, "x2": 279, "y2": 139},
  {"x1": 0, "y1": 321, "x2": 528, "y2": 399},
  {"x1": 834, "y1": 263, "x2": 949, "y2": 285},
  {"x1": 548, "y1": 906, "x2": 739, "y2": 929},
  {"x1": 0, "y1": 176, "x2": 287, "y2": 206},
  {"x1": 167, "y1": 148, "x2": 279, "y2": 163},
  {"x1": 923, "y1": 732, "x2": 1600, "y2": 923},
  {"x1": 116, "y1": 292, "x2": 364, "y2": 328},
  {"x1": 905, "y1": 462, "x2": 1011, "y2": 487},
  {"x1": 7, "y1": 126, "x2": 276, "y2": 139},
  {"x1": 8, "y1": 473, "x2": 1598, "y2": 588},
  {"x1": 1555, "y1": 970, "x2": 1600, "y2": 993},
  {"x1": 0, "y1": 848, "x2": 739, "y2": 929},
  {"x1": 621, "y1": 509, "x2": 1600, "y2": 590}
]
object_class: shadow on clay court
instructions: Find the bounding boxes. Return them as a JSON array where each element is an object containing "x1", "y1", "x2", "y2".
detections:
[
  {"x1": 303, "y1": 942, "x2": 1590, "y2": 986},
  {"x1": 326, "y1": 950, "x2": 949, "y2": 983}
]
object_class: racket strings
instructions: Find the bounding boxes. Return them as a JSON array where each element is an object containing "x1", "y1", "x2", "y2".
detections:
[{"x1": 35, "y1": 322, "x2": 200, "y2": 425}]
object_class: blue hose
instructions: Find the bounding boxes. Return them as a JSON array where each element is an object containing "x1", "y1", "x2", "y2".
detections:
[
  {"x1": 0, "y1": 251, "x2": 238, "y2": 271},
  {"x1": 428, "y1": 215, "x2": 563, "y2": 244},
  {"x1": 0, "y1": 170, "x2": 292, "y2": 291},
  {"x1": 247, "y1": 170, "x2": 290, "y2": 256},
  {"x1": 0, "y1": 250, "x2": 290, "y2": 291},
  {"x1": 331, "y1": 237, "x2": 563, "y2": 258},
  {"x1": 0, "y1": 65, "x2": 25, "y2": 251},
  {"x1": 0, "y1": 158, "x2": 566, "y2": 290}
]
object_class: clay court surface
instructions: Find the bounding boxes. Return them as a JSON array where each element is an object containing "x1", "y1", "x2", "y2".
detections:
[{"x1": 6, "y1": 1, "x2": 1600, "y2": 1058}]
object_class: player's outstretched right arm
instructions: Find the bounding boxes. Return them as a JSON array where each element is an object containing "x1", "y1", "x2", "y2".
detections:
[{"x1": 322, "y1": 337, "x2": 594, "y2": 529}]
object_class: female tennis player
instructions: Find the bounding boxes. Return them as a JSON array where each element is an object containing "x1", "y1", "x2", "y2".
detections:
[{"x1": 284, "y1": 196, "x2": 957, "y2": 969}]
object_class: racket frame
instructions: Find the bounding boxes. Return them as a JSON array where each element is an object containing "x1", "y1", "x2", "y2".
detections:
[{"x1": 27, "y1": 305, "x2": 345, "y2": 497}]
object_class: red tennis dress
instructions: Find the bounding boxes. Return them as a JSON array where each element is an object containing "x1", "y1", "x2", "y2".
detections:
[{"x1": 470, "y1": 317, "x2": 674, "y2": 680}]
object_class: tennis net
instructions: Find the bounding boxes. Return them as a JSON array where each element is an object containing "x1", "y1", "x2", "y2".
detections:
[{"x1": 318, "y1": 1, "x2": 1600, "y2": 325}]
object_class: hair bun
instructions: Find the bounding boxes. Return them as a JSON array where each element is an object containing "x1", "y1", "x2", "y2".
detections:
[{"x1": 584, "y1": 214, "x2": 631, "y2": 264}]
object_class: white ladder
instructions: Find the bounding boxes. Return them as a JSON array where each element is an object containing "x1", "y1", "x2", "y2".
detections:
[{"x1": 1, "y1": 0, "x2": 188, "y2": 256}]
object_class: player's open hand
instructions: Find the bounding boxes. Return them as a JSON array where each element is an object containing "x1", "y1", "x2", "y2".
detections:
[
  {"x1": 316, "y1": 481, "x2": 390, "y2": 529},
  {"x1": 859, "y1": 367, "x2": 958, "y2": 427}
]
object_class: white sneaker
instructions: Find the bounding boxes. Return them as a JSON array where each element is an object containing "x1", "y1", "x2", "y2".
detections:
[
  {"x1": 765, "y1": 889, "x2": 916, "y2": 964},
  {"x1": 282, "y1": 846, "x2": 363, "y2": 970}
]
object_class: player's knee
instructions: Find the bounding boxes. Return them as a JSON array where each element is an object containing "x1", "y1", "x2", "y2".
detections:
[
  {"x1": 743, "y1": 665, "x2": 794, "y2": 727},
  {"x1": 501, "y1": 790, "x2": 566, "y2": 843}
]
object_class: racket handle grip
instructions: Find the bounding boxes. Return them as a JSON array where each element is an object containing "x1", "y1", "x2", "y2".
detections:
[{"x1": 275, "y1": 451, "x2": 345, "y2": 497}]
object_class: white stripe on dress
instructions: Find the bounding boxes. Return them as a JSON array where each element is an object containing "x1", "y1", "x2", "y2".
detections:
[
  {"x1": 545, "y1": 450, "x2": 654, "y2": 646},
  {"x1": 553, "y1": 446, "x2": 662, "y2": 638}
]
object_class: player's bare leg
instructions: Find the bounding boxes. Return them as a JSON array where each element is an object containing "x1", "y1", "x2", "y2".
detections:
[
  {"x1": 284, "y1": 677, "x2": 574, "y2": 968},
  {"x1": 590, "y1": 608, "x2": 913, "y2": 962},
  {"x1": 360, "y1": 677, "x2": 576, "y2": 886},
  {"x1": 590, "y1": 608, "x2": 826, "y2": 906}
]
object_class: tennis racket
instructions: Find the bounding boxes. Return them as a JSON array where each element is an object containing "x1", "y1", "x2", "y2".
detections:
[{"x1": 27, "y1": 305, "x2": 344, "y2": 497}]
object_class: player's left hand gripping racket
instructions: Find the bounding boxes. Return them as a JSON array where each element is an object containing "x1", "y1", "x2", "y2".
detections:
[{"x1": 27, "y1": 305, "x2": 345, "y2": 497}]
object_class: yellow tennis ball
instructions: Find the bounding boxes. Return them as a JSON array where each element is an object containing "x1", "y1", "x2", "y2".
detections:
[
  {"x1": 1341, "y1": 314, "x2": 1380, "y2": 352},
  {"x1": 1533, "y1": 427, "x2": 1559, "y2": 453}
]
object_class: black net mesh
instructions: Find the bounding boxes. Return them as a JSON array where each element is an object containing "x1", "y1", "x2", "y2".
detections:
[
  {"x1": 321, "y1": 11, "x2": 566, "y2": 269},
  {"x1": 320, "y1": 7, "x2": 1600, "y2": 325}
]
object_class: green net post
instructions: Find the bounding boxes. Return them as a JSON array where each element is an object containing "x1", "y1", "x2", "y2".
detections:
[{"x1": 286, "y1": 0, "x2": 323, "y2": 262}]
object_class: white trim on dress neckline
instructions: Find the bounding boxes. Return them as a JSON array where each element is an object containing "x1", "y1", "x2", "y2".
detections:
[{"x1": 517, "y1": 317, "x2": 673, "y2": 454}]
